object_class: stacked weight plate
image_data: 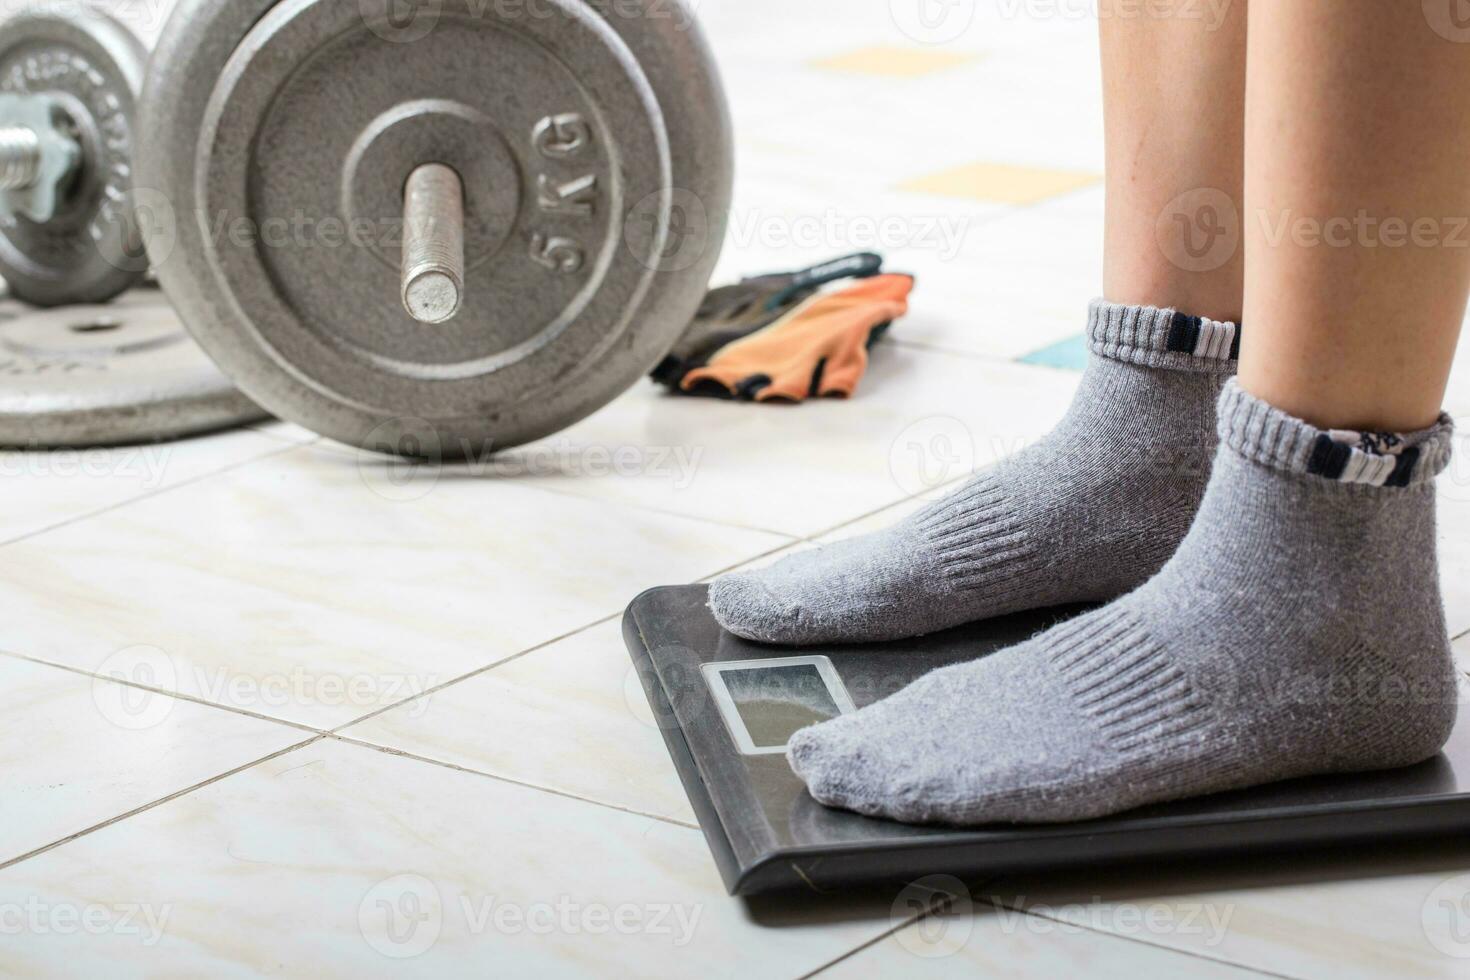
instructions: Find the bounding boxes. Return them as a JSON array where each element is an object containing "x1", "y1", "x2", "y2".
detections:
[
  {"x1": 0, "y1": 4, "x2": 266, "y2": 448},
  {"x1": 0, "y1": 282, "x2": 264, "y2": 446}
]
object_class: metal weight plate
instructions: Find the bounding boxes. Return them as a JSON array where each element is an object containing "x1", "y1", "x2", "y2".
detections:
[
  {"x1": 137, "y1": 0, "x2": 734, "y2": 460},
  {"x1": 0, "y1": 285, "x2": 268, "y2": 447},
  {"x1": 0, "y1": 8, "x2": 150, "y2": 305}
]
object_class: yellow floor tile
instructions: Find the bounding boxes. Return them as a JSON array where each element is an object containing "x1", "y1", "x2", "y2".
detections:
[
  {"x1": 901, "y1": 162, "x2": 1101, "y2": 205},
  {"x1": 810, "y1": 45, "x2": 979, "y2": 78}
]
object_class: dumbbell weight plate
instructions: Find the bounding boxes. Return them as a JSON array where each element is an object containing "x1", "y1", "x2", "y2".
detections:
[
  {"x1": 138, "y1": 0, "x2": 734, "y2": 460},
  {"x1": 0, "y1": 285, "x2": 268, "y2": 447},
  {"x1": 0, "y1": 9, "x2": 150, "y2": 306}
]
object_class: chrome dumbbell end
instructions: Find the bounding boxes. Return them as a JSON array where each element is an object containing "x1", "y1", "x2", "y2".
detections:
[
  {"x1": 400, "y1": 163, "x2": 466, "y2": 326},
  {"x1": 0, "y1": 94, "x2": 82, "y2": 224},
  {"x1": 0, "y1": 124, "x2": 43, "y2": 191},
  {"x1": 0, "y1": 8, "x2": 151, "y2": 307}
]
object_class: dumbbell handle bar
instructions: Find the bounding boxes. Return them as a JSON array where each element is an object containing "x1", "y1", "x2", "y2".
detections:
[{"x1": 0, "y1": 126, "x2": 43, "y2": 191}]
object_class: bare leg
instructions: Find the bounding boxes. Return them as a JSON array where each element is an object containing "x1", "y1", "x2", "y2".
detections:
[
  {"x1": 1101, "y1": 0, "x2": 1247, "y2": 322},
  {"x1": 1241, "y1": 0, "x2": 1470, "y2": 431}
]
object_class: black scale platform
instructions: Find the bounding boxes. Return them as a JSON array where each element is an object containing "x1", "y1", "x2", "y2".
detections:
[{"x1": 624, "y1": 586, "x2": 1470, "y2": 896}]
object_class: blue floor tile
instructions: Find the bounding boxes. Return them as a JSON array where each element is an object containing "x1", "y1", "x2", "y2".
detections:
[{"x1": 1018, "y1": 334, "x2": 1087, "y2": 371}]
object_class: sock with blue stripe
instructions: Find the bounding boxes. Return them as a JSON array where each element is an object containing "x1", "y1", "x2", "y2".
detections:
[
  {"x1": 710, "y1": 300, "x2": 1240, "y2": 645},
  {"x1": 787, "y1": 381, "x2": 1459, "y2": 825}
]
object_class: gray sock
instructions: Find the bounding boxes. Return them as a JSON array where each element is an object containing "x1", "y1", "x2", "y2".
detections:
[
  {"x1": 710, "y1": 300, "x2": 1240, "y2": 645},
  {"x1": 788, "y1": 381, "x2": 1459, "y2": 825}
]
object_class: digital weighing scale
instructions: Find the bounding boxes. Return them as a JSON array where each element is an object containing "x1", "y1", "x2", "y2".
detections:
[{"x1": 625, "y1": 586, "x2": 1470, "y2": 896}]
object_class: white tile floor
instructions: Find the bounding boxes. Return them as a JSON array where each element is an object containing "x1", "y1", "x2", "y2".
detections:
[{"x1": 3, "y1": 1, "x2": 1469, "y2": 976}]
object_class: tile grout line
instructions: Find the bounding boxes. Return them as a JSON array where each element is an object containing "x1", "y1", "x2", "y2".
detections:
[
  {"x1": 805, "y1": 890, "x2": 1299, "y2": 980},
  {"x1": 325, "y1": 612, "x2": 627, "y2": 734},
  {"x1": 793, "y1": 911, "x2": 929, "y2": 980},
  {"x1": 0, "y1": 437, "x2": 318, "y2": 552},
  {"x1": 0, "y1": 726, "x2": 701, "y2": 879},
  {"x1": 486, "y1": 474, "x2": 806, "y2": 541},
  {"x1": 304, "y1": 426, "x2": 809, "y2": 541},
  {"x1": 795, "y1": 878, "x2": 1004, "y2": 979},
  {"x1": 331, "y1": 538, "x2": 808, "y2": 735},
  {"x1": 0, "y1": 606, "x2": 633, "y2": 745},
  {"x1": 0, "y1": 647, "x2": 325, "y2": 736},
  {"x1": 0, "y1": 736, "x2": 326, "y2": 874},
  {"x1": 326, "y1": 733, "x2": 700, "y2": 831},
  {"x1": 980, "y1": 895, "x2": 1307, "y2": 980}
]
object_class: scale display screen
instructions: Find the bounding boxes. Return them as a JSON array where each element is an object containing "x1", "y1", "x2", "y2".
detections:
[{"x1": 702, "y1": 657, "x2": 858, "y2": 756}]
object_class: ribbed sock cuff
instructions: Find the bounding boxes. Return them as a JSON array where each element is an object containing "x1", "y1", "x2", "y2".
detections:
[
  {"x1": 1217, "y1": 379, "x2": 1455, "y2": 489},
  {"x1": 1087, "y1": 300, "x2": 1240, "y2": 375}
]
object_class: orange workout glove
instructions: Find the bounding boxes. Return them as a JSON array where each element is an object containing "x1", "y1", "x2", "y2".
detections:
[
  {"x1": 651, "y1": 253, "x2": 884, "y2": 389},
  {"x1": 679, "y1": 273, "x2": 915, "y2": 402}
]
